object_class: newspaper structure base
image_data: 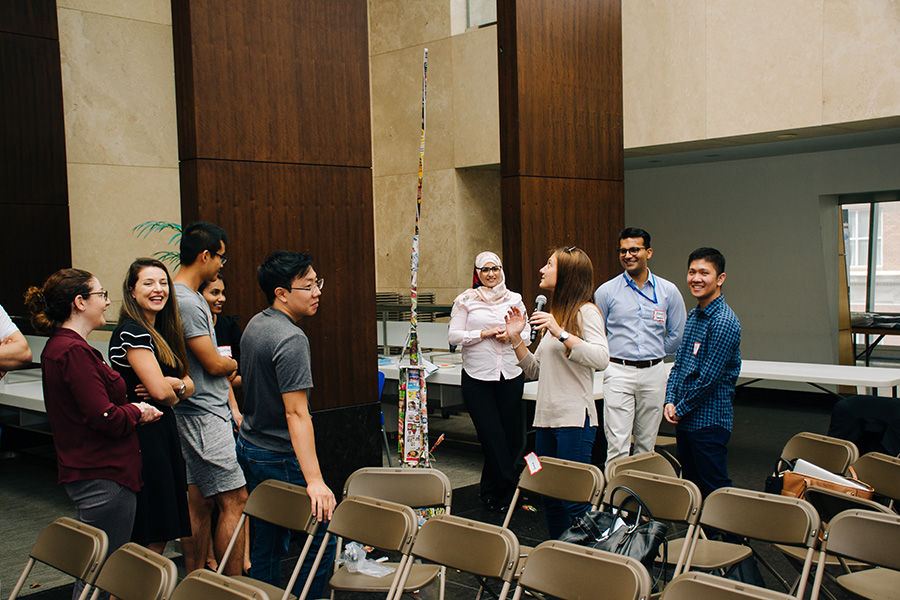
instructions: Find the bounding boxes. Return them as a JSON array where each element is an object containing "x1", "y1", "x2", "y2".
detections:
[{"x1": 398, "y1": 365, "x2": 429, "y2": 467}]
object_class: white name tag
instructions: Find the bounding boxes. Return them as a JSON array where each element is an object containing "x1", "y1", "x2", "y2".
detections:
[
  {"x1": 653, "y1": 310, "x2": 666, "y2": 323},
  {"x1": 524, "y1": 452, "x2": 542, "y2": 475},
  {"x1": 692, "y1": 342, "x2": 701, "y2": 356},
  {"x1": 217, "y1": 345, "x2": 232, "y2": 357}
]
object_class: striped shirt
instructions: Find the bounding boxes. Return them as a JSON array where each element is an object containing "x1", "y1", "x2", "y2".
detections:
[{"x1": 665, "y1": 295, "x2": 741, "y2": 432}]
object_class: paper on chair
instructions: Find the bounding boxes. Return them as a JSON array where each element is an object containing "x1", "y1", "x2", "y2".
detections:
[{"x1": 793, "y1": 458, "x2": 869, "y2": 491}]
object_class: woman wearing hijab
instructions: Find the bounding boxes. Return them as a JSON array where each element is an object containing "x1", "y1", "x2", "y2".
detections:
[{"x1": 448, "y1": 251, "x2": 529, "y2": 511}]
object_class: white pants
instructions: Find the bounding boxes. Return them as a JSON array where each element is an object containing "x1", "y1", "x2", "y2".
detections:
[{"x1": 602, "y1": 361, "x2": 667, "y2": 465}]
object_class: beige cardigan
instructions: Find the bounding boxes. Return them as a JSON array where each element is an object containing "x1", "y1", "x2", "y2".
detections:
[{"x1": 518, "y1": 303, "x2": 609, "y2": 428}]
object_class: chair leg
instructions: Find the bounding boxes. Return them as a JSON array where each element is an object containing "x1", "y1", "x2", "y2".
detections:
[{"x1": 7, "y1": 559, "x2": 35, "y2": 600}]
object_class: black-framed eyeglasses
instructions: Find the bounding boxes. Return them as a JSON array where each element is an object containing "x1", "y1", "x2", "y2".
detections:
[
  {"x1": 214, "y1": 251, "x2": 228, "y2": 266},
  {"x1": 87, "y1": 290, "x2": 109, "y2": 300},
  {"x1": 618, "y1": 247, "x2": 646, "y2": 256},
  {"x1": 478, "y1": 266, "x2": 501, "y2": 274},
  {"x1": 290, "y1": 279, "x2": 325, "y2": 293}
]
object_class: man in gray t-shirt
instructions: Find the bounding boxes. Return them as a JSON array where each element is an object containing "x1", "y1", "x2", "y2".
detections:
[
  {"x1": 236, "y1": 250, "x2": 335, "y2": 599},
  {"x1": 172, "y1": 221, "x2": 247, "y2": 577}
]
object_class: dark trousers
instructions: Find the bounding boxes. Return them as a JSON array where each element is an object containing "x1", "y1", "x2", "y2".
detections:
[
  {"x1": 461, "y1": 370, "x2": 524, "y2": 505},
  {"x1": 676, "y1": 425, "x2": 732, "y2": 498}
]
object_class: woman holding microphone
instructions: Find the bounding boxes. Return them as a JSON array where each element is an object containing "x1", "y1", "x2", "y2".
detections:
[
  {"x1": 504, "y1": 246, "x2": 609, "y2": 537},
  {"x1": 449, "y1": 251, "x2": 529, "y2": 512}
]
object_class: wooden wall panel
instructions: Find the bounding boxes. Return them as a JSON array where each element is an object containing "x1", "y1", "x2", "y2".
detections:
[
  {"x1": 0, "y1": 0, "x2": 71, "y2": 316},
  {"x1": 502, "y1": 177, "x2": 623, "y2": 305},
  {"x1": 498, "y1": 0, "x2": 623, "y2": 180},
  {"x1": 171, "y1": 0, "x2": 371, "y2": 167}
]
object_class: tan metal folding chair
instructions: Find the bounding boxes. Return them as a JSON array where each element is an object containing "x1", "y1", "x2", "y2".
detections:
[
  {"x1": 88, "y1": 542, "x2": 178, "y2": 600},
  {"x1": 809, "y1": 509, "x2": 900, "y2": 600},
  {"x1": 341, "y1": 467, "x2": 451, "y2": 599},
  {"x1": 511, "y1": 540, "x2": 651, "y2": 600},
  {"x1": 683, "y1": 487, "x2": 820, "y2": 599},
  {"x1": 850, "y1": 451, "x2": 900, "y2": 509},
  {"x1": 662, "y1": 571, "x2": 797, "y2": 600},
  {"x1": 7, "y1": 516, "x2": 108, "y2": 600},
  {"x1": 303, "y1": 494, "x2": 419, "y2": 600},
  {"x1": 602, "y1": 470, "x2": 703, "y2": 579},
  {"x1": 780, "y1": 432, "x2": 859, "y2": 475},
  {"x1": 217, "y1": 479, "x2": 318, "y2": 600},
  {"x1": 395, "y1": 514, "x2": 520, "y2": 600},
  {"x1": 172, "y1": 570, "x2": 271, "y2": 600},
  {"x1": 605, "y1": 451, "x2": 679, "y2": 481}
]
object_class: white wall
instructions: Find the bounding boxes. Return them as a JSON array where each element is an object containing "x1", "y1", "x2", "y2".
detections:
[{"x1": 625, "y1": 143, "x2": 900, "y2": 363}]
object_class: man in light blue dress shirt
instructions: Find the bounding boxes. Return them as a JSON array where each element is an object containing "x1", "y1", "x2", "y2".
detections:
[{"x1": 594, "y1": 228, "x2": 687, "y2": 465}]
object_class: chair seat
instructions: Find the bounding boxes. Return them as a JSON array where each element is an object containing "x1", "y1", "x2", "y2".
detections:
[
  {"x1": 683, "y1": 539, "x2": 752, "y2": 571},
  {"x1": 329, "y1": 562, "x2": 440, "y2": 593},
  {"x1": 775, "y1": 544, "x2": 869, "y2": 569},
  {"x1": 657, "y1": 537, "x2": 688, "y2": 566},
  {"x1": 837, "y1": 567, "x2": 900, "y2": 600},
  {"x1": 233, "y1": 575, "x2": 296, "y2": 600}
]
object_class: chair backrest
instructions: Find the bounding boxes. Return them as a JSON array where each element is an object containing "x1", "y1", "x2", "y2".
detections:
[
  {"x1": 326, "y1": 495, "x2": 418, "y2": 553},
  {"x1": 780, "y1": 432, "x2": 859, "y2": 475},
  {"x1": 409, "y1": 514, "x2": 519, "y2": 585},
  {"x1": 603, "y1": 470, "x2": 702, "y2": 525},
  {"x1": 698, "y1": 488, "x2": 820, "y2": 547},
  {"x1": 803, "y1": 485, "x2": 895, "y2": 522},
  {"x1": 32, "y1": 517, "x2": 108, "y2": 583},
  {"x1": 502, "y1": 456, "x2": 604, "y2": 528},
  {"x1": 343, "y1": 466, "x2": 452, "y2": 511},
  {"x1": 513, "y1": 540, "x2": 651, "y2": 600},
  {"x1": 242, "y1": 479, "x2": 317, "y2": 532},
  {"x1": 89, "y1": 542, "x2": 178, "y2": 600},
  {"x1": 171, "y1": 570, "x2": 271, "y2": 600},
  {"x1": 605, "y1": 451, "x2": 678, "y2": 481},
  {"x1": 815, "y1": 509, "x2": 900, "y2": 570},
  {"x1": 662, "y1": 571, "x2": 796, "y2": 600},
  {"x1": 850, "y1": 451, "x2": 900, "y2": 504}
]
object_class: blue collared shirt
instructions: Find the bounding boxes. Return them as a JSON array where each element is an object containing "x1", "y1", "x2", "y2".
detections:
[
  {"x1": 594, "y1": 271, "x2": 687, "y2": 361},
  {"x1": 665, "y1": 295, "x2": 742, "y2": 432}
]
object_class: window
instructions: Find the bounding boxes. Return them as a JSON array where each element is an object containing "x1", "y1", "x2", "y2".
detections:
[{"x1": 842, "y1": 196, "x2": 900, "y2": 314}]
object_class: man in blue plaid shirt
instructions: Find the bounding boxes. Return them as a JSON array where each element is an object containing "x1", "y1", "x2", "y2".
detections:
[{"x1": 664, "y1": 248, "x2": 741, "y2": 497}]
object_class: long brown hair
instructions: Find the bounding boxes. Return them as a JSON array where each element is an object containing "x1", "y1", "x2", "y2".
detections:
[
  {"x1": 120, "y1": 258, "x2": 189, "y2": 377},
  {"x1": 548, "y1": 247, "x2": 595, "y2": 341},
  {"x1": 24, "y1": 268, "x2": 95, "y2": 333}
]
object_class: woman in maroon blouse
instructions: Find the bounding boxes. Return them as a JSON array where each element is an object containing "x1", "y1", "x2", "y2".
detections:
[{"x1": 25, "y1": 268, "x2": 161, "y2": 600}]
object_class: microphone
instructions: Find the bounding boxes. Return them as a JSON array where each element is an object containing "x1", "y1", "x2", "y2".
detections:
[{"x1": 530, "y1": 294, "x2": 547, "y2": 342}]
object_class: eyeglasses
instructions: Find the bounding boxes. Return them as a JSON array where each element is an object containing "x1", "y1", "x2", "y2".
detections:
[
  {"x1": 214, "y1": 251, "x2": 228, "y2": 266},
  {"x1": 87, "y1": 290, "x2": 109, "y2": 300},
  {"x1": 618, "y1": 247, "x2": 646, "y2": 256},
  {"x1": 478, "y1": 266, "x2": 501, "y2": 274},
  {"x1": 290, "y1": 279, "x2": 325, "y2": 293}
]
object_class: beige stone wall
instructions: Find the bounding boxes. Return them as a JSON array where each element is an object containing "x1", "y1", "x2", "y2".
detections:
[
  {"x1": 57, "y1": 0, "x2": 181, "y2": 319},
  {"x1": 623, "y1": 0, "x2": 900, "y2": 149},
  {"x1": 369, "y1": 1, "x2": 502, "y2": 304}
]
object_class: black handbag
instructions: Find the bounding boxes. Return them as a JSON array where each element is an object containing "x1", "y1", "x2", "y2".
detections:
[
  {"x1": 558, "y1": 486, "x2": 668, "y2": 579},
  {"x1": 764, "y1": 458, "x2": 795, "y2": 495}
]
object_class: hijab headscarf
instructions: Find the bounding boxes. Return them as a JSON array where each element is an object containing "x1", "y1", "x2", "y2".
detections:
[{"x1": 469, "y1": 251, "x2": 510, "y2": 305}]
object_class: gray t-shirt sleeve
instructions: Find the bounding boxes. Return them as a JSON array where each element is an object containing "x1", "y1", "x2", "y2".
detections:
[
  {"x1": 180, "y1": 295, "x2": 213, "y2": 340},
  {"x1": 273, "y1": 334, "x2": 313, "y2": 394}
]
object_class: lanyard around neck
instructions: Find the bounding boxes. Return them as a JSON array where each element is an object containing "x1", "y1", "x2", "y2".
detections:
[{"x1": 623, "y1": 272, "x2": 658, "y2": 304}]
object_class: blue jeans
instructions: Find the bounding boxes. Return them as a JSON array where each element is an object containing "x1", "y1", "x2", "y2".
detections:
[
  {"x1": 676, "y1": 425, "x2": 732, "y2": 498},
  {"x1": 235, "y1": 436, "x2": 336, "y2": 599},
  {"x1": 534, "y1": 415, "x2": 596, "y2": 538}
]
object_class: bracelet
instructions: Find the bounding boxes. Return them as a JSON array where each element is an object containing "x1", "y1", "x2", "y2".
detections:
[{"x1": 511, "y1": 340, "x2": 523, "y2": 351}]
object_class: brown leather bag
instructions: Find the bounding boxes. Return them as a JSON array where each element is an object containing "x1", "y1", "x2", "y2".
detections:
[{"x1": 781, "y1": 467, "x2": 874, "y2": 501}]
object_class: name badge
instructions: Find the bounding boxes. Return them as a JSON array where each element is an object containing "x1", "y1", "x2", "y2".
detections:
[
  {"x1": 653, "y1": 310, "x2": 666, "y2": 323},
  {"x1": 217, "y1": 345, "x2": 232, "y2": 357},
  {"x1": 692, "y1": 342, "x2": 701, "y2": 356}
]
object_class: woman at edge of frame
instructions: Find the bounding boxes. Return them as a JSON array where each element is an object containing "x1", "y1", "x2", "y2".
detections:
[
  {"x1": 504, "y1": 246, "x2": 610, "y2": 538},
  {"x1": 448, "y1": 251, "x2": 530, "y2": 512}
]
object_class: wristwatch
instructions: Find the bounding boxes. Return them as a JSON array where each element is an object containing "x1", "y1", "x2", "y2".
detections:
[{"x1": 558, "y1": 330, "x2": 570, "y2": 342}]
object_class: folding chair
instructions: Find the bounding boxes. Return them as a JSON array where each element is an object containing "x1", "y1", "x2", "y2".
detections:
[
  {"x1": 683, "y1": 487, "x2": 820, "y2": 599},
  {"x1": 809, "y1": 509, "x2": 900, "y2": 600},
  {"x1": 88, "y1": 542, "x2": 178, "y2": 600},
  {"x1": 662, "y1": 571, "x2": 797, "y2": 600},
  {"x1": 217, "y1": 479, "x2": 319, "y2": 600},
  {"x1": 850, "y1": 451, "x2": 900, "y2": 509},
  {"x1": 7, "y1": 517, "x2": 108, "y2": 600},
  {"x1": 341, "y1": 467, "x2": 452, "y2": 599},
  {"x1": 602, "y1": 470, "x2": 703, "y2": 580},
  {"x1": 511, "y1": 540, "x2": 651, "y2": 600},
  {"x1": 779, "y1": 432, "x2": 859, "y2": 475},
  {"x1": 605, "y1": 451, "x2": 678, "y2": 481},
  {"x1": 303, "y1": 495, "x2": 419, "y2": 600},
  {"x1": 396, "y1": 514, "x2": 520, "y2": 600},
  {"x1": 172, "y1": 570, "x2": 271, "y2": 600}
]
